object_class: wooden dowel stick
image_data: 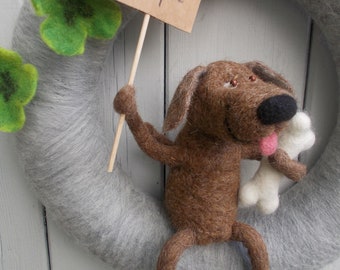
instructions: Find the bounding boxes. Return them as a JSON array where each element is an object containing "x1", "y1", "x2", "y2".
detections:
[
  {"x1": 107, "y1": 114, "x2": 125, "y2": 172},
  {"x1": 108, "y1": 13, "x2": 151, "y2": 172},
  {"x1": 128, "y1": 14, "x2": 151, "y2": 85}
]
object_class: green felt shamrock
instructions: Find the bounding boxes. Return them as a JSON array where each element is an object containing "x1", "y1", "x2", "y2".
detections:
[
  {"x1": 0, "y1": 48, "x2": 38, "y2": 133},
  {"x1": 31, "y1": 0, "x2": 122, "y2": 56}
]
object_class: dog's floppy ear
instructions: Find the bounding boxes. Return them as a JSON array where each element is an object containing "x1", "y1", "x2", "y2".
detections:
[
  {"x1": 245, "y1": 61, "x2": 293, "y2": 92},
  {"x1": 163, "y1": 66, "x2": 206, "y2": 132}
]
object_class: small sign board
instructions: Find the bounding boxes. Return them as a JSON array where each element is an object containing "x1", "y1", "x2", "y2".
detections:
[{"x1": 116, "y1": 0, "x2": 201, "y2": 33}]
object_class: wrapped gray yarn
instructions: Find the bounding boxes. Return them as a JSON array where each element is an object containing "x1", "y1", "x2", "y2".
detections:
[{"x1": 13, "y1": 0, "x2": 339, "y2": 269}]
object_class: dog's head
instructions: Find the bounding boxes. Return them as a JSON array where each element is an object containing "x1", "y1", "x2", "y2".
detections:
[{"x1": 163, "y1": 61, "x2": 297, "y2": 152}]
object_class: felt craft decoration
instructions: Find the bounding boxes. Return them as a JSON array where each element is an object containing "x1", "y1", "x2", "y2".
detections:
[
  {"x1": 0, "y1": 47, "x2": 38, "y2": 133},
  {"x1": 31, "y1": 0, "x2": 122, "y2": 56},
  {"x1": 13, "y1": 1, "x2": 340, "y2": 269},
  {"x1": 113, "y1": 60, "x2": 307, "y2": 270},
  {"x1": 239, "y1": 111, "x2": 316, "y2": 215}
]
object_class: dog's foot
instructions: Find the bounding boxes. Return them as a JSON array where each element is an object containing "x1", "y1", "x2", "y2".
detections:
[{"x1": 113, "y1": 85, "x2": 137, "y2": 116}]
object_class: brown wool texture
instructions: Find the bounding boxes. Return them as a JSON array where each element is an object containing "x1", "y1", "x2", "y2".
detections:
[{"x1": 113, "y1": 61, "x2": 307, "y2": 270}]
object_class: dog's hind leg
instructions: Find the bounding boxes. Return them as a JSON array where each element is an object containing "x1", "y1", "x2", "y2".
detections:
[
  {"x1": 231, "y1": 221, "x2": 269, "y2": 270},
  {"x1": 157, "y1": 228, "x2": 196, "y2": 270}
]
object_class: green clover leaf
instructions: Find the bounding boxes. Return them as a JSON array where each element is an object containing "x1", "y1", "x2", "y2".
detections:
[
  {"x1": 31, "y1": 0, "x2": 122, "y2": 56},
  {"x1": 0, "y1": 48, "x2": 38, "y2": 133}
]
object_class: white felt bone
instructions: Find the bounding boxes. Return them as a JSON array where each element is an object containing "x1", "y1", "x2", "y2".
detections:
[{"x1": 239, "y1": 112, "x2": 315, "y2": 215}]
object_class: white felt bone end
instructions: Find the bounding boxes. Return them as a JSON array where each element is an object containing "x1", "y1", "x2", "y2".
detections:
[
  {"x1": 279, "y1": 112, "x2": 316, "y2": 158},
  {"x1": 258, "y1": 195, "x2": 280, "y2": 215},
  {"x1": 290, "y1": 111, "x2": 312, "y2": 130},
  {"x1": 238, "y1": 182, "x2": 260, "y2": 208}
]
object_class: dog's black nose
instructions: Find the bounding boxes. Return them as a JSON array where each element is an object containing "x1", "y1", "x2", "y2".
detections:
[{"x1": 257, "y1": 94, "x2": 297, "y2": 125}]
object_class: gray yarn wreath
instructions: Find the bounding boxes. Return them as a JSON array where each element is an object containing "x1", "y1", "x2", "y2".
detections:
[{"x1": 13, "y1": 0, "x2": 339, "y2": 269}]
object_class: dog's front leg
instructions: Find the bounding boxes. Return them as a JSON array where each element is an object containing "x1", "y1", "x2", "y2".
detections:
[
  {"x1": 114, "y1": 85, "x2": 184, "y2": 166},
  {"x1": 268, "y1": 148, "x2": 306, "y2": 181}
]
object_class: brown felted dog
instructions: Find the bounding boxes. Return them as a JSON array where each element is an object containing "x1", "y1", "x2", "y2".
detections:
[{"x1": 114, "y1": 60, "x2": 307, "y2": 270}]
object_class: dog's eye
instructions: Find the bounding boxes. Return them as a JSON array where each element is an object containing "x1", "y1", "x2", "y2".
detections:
[
  {"x1": 224, "y1": 79, "x2": 238, "y2": 89},
  {"x1": 230, "y1": 79, "x2": 238, "y2": 87},
  {"x1": 249, "y1": 75, "x2": 257, "y2": 82}
]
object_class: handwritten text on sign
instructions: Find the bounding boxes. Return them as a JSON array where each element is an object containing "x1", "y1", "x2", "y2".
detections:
[{"x1": 116, "y1": 0, "x2": 201, "y2": 32}]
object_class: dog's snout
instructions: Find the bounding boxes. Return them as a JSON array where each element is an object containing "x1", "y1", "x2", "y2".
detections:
[{"x1": 257, "y1": 95, "x2": 297, "y2": 125}]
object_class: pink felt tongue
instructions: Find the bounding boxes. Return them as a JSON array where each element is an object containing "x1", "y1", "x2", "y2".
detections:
[{"x1": 259, "y1": 132, "x2": 278, "y2": 156}]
